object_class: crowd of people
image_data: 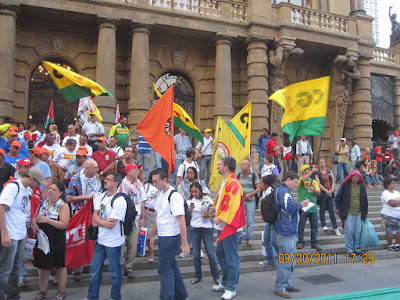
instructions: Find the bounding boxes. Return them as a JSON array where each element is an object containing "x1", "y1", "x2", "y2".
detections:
[{"x1": 1, "y1": 115, "x2": 400, "y2": 300}]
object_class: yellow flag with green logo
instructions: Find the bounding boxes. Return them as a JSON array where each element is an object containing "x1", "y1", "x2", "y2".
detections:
[
  {"x1": 209, "y1": 117, "x2": 248, "y2": 192},
  {"x1": 269, "y1": 76, "x2": 330, "y2": 142},
  {"x1": 227, "y1": 102, "x2": 251, "y2": 155},
  {"x1": 43, "y1": 61, "x2": 114, "y2": 103}
]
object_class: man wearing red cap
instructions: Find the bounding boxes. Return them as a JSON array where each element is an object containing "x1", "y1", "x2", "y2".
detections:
[
  {"x1": 118, "y1": 163, "x2": 147, "y2": 279},
  {"x1": 0, "y1": 149, "x2": 15, "y2": 193},
  {"x1": 91, "y1": 136, "x2": 116, "y2": 179},
  {"x1": 4, "y1": 140, "x2": 28, "y2": 169},
  {"x1": 1, "y1": 130, "x2": 29, "y2": 158},
  {"x1": 28, "y1": 147, "x2": 51, "y2": 198}
]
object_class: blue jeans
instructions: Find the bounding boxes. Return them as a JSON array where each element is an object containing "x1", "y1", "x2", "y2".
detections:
[
  {"x1": 319, "y1": 195, "x2": 338, "y2": 229},
  {"x1": 344, "y1": 214, "x2": 362, "y2": 253},
  {"x1": 216, "y1": 231, "x2": 240, "y2": 292},
  {"x1": 336, "y1": 162, "x2": 348, "y2": 182},
  {"x1": 259, "y1": 154, "x2": 265, "y2": 173},
  {"x1": 190, "y1": 227, "x2": 219, "y2": 281},
  {"x1": 173, "y1": 158, "x2": 184, "y2": 186},
  {"x1": 153, "y1": 150, "x2": 163, "y2": 169},
  {"x1": 264, "y1": 223, "x2": 279, "y2": 264},
  {"x1": 158, "y1": 235, "x2": 188, "y2": 300},
  {"x1": 136, "y1": 153, "x2": 151, "y2": 180},
  {"x1": 377, "y1": 161, "x2": 383, "y2": 175},
  {"x1": 275, "y1": 232, "x2": 297, "y2": 291},
  {"x1": 297, "y1": 212, "x2": 318, "y2": 246},
  {"x1": 237, "y1": 201, "x2": 255, "y2": 242},
  {"x1": 200, "y1": 155, "x2": 212, "y2": 186},
  {"x1": 374, "y1": 174, "x2": 384, "y2": 185},
  {"x1": 0, "y1": 238, "x2": 24, "y2": 300},
  {"x1": 87, "y1": 243, "x2": 122, "y2": 300}
]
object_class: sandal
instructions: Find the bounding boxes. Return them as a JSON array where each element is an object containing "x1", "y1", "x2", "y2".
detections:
[
  {"x1": 191, "y1": 278, "x2": 201, "y2": 284},
  {"x1": 52, "y1": 290, "x2": 67, "y2": 300},
  {"x1": 34, "y1": 291, "x2": 48, "y2": 300}
]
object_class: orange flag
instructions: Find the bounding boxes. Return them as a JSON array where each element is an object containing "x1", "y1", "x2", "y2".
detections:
[{"x1": 136, "y1": 86, "x2": 175, "y2": 174}]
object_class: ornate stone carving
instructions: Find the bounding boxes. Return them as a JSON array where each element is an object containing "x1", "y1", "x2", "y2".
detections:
[
  {"x1": 268, "y1": 45, "x2": 304, "y2": 123},
  {"x1": 51, "y1": 37, "x2": 63, "y2": 52},
  {"x1": 329, "y1": 55, "x2": 360, "y2": 127},
  {"x1": 390, "y1": 5, "x2": 400, "y2": 47},
  {"x1": 172, "y1": 50, "x2": 183, "y2": 66}
]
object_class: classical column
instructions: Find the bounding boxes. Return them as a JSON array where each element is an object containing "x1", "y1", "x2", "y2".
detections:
[
  {"x1": 214, "y1": 35, "x2": 233, "y2": 123},
  {"x1": 96, "y1": 18, "x2": 118, "y2": 130},
  {"x1": 129, "y1": 24, "x2": 151, "y2": 128},
  {"x1": 0, "y1": 6, "x2": 17, "y2": 120},
  {"x1": 352, "y1": 55, "x2": 372, "y2": 150},
  {"x1": 246, "y1": 38, "x2": 268, "y2": 158},
  {"x1": 395, "y1": 77, "x2": 400, "y2": 128},
  {"x1": 350, "y1": 0, "x2": 366, "y2": 15}
]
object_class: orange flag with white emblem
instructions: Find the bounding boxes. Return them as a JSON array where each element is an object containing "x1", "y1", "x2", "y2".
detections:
[{"x1": 136, "y1": 86, "x2": 175, "y2": 174}]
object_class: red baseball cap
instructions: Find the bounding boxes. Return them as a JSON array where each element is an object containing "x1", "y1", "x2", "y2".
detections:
[
  {"x1": 386, "y1": 148, "x2": 391, "y2": 151},
  {"x1": 97, "y1": 136, "x2": 107, "y2": 142},
  {"x1": 41, "y1": 148, "x2": 50, "y2": 155},
  {"x1": 11, "y1": 140, "x2": 21, "y2": 149},
  {"x1": 125, "y1": 163, "x2": 142, "y2": 174},
  {"x1": 30, "y1": 147, "x2": 43, "y2": 155},
  {"x1": 0, "y1": 149, "x2": 5, "y2": 158},
  {"x1": 17, "y1": 158, "x2": 33, "y2": 167},
  {"x1": 395, "y1": 131, "x2": 399, "y2": 136},
  {"x1": 9, "y1": 125, "x2": 18, "y2": 132},
  {"x1": 76, "y1": 150, "x2": 87, "y2": 156},
  {"x1": 8, "y1": 130, "x2": 18, "y2": 136}
]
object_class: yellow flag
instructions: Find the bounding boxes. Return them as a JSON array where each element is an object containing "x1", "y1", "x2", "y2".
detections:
[
  {"x1": 227, "y1": 102, "x2": 252, "y2": 155},
  {"x1": 209, "y1": 117, "x2": 248, "y2": 192},
  {"x1": 87, "y1": 97, "x2": 103, "y2": 123},
  {"x1": 269, "y1": 76, "x2": 330, "y2": 142}
]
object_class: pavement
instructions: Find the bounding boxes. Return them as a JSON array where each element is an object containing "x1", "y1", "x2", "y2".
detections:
[{"x1": 21, "y1": 256, "x2": 400, "y2": 300}]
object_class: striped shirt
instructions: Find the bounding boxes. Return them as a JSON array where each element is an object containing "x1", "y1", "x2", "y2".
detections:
[{"x1": 137, "y1": 134, "x2": 151, "y2": 154}]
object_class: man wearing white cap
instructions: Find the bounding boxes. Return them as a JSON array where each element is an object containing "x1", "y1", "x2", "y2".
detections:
[
  {"x1": 0, "y1": 167, "x2": 46, "y2": 300},
  {"x1": 196, "y1": 129, "x2": 214, "y2": 186},
  {"x1": 336, "y1": 138, "x2": 350, "y2": 183}
]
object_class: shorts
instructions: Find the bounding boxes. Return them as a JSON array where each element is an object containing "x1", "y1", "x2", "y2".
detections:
[{"x1": 382, "y1": 214, "x2": 400, "y2": 236}]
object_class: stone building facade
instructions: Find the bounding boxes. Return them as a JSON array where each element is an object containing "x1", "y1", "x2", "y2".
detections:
[{"x1": 1, "y1": 0, "x2": 400, "y2": 166}]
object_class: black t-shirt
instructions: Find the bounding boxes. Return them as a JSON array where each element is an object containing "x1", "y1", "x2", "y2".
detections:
[{"x1": 0, "y1": 162, "x2": 15, "y2": 193}]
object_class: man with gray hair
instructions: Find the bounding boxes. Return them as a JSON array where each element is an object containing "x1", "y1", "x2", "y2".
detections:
[
  {"x1": 237, "y1": 158, "x2": 260, "y2": 246},
  {"x1": 42, "y1": 132, "x2": 60, "y2": 160},
  {"x1": 52, "y1": 138, "x2": 77, "y2": 173}
]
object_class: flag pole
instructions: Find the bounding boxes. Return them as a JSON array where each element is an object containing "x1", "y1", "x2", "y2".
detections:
[{"x1": 105, "y1": 126, "x2": 137, "y2": 170}]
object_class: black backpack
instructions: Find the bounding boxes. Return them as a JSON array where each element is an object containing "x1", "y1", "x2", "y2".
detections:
[
  {"x1": 168, "y1": 190, "x2": 191, "y2": 227},
  {"x1": 111, "y1": 192, "x2": 137, "y2": 236},
  {"x1": 260, "y1": 184, "x2": 280, "y2": 224}
]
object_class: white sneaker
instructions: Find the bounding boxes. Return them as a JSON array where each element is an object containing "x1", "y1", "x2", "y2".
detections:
[
  {"x1": 221, "y1": 290, "x2": 237, "y2": 300},
  {"x1": 179, "y1": 252, "x2": 190, "y2": 258},
  {"x1": 322, "y1": 226, "x2": 329, "y2": 231},
  {"x1": 213, "y1": 282, "x2": 226, "y2": 292},
  {"x1": 18, "y1": 278, "x2": 25, "y2": 287},
  {"x1": 200, "y1": 249, "x2": 205, "y2": 258},
  {"x1": 333, "y1": 228, "x2": 341, "y2": 236}
]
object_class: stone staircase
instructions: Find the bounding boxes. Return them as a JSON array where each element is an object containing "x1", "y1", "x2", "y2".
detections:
[{"x1": 20, "y1": 187, "x2": 400, "y2": 291}]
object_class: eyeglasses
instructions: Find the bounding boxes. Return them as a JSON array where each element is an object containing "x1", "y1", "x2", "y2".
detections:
[{"x1": 104, "y1": 178, "x2": 116, "y2": 182}]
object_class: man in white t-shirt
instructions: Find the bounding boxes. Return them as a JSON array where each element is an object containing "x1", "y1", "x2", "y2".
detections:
[
  {"x1": 61, "y1": 124, "x2": 80, "y2": 147},
  {"x1": 42, "y1": 133, "x2": 60, "y2": 160},
  {"x1": 0, "y1": 168, "x2": 46, "y2": 300},
  {"x1": 85, "y1": 172, "x2": 126, "y2": 300},
  {"x1": 150, "y1": 168, "x2": 189, "y2": 300},
  {"x1": 52, "y1": 138, "x2": 77, "y2": 172},
  {"x1": 108, "y1": 136, "x2": 123, "y2": 160},
  {"x1": 381, "y1": 177, "x2": 400, "y2": 251},
  {"x1": 118, "y1": 164, "x2": 147, "y2": 278},
  {"x1": 196, "y1": 129, "x2": 214, "y2": 185},
  {"x1": 176, "y1": 148, "x2": 199, "y2": 186}
]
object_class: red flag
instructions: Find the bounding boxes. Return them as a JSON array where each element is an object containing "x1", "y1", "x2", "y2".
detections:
[
  {"x1": 115, "y1": 104, "x2": 120, "y2": 124},
  {"x1": 137, "y1": 86, "x2": 175, "y2": 174},
  {"x1": 45, "y1": 101, "x2": 54, "y2": 128},
  {"x1": 65, "y1": 200, "x2": 94, "y2": 269}
]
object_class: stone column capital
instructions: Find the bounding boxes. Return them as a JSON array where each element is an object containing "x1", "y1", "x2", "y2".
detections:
[
  {"x1": 97, "y1": 17, "x2": 119, "y2": 30},
  {"x1": 0, "y1": 4, "x2": 19, "y2": 18},
  {"x1": 131, "y1": 23, "x2": 151, "y2": 35},
  {"x1": 215, "y1": 34, "x2": 233, "y2": 46},
  {"x1": 246, "y1": 35, "x2": 269, "y2": 46}
]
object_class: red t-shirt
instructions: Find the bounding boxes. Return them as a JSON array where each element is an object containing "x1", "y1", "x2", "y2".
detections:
[
  {"x1": 375, "y1": 146, "x2": 383, "y2": 162},
  {"x1": 383, "y1": 153, "x2": 394, "y2": 162},
  {"x1": 266, "y1": 138, "x2": 277, "y2": 156},
  {"x1": 91, "y1": 149, "x2": 116, "y2": 173}
]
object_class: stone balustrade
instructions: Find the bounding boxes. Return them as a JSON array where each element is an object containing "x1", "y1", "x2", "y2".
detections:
[
  {"x1": 372, "y1": 47, "x2": 398, "y2": 65},
  {"x1": 291, "y1": 6, "x2": 349, "y2": 33}
]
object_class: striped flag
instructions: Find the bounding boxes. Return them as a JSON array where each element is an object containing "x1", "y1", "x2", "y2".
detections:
[{"x1": 45, "y1": 101, "x2": 54, "y2": 128}]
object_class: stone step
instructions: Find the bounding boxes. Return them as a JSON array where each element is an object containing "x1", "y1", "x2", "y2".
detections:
[{"x1": 20, "y1": 245, "x2": 400, "y2": 292}]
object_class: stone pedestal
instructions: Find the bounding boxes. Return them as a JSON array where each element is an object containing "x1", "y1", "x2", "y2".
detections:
[
  {"x1": 0, "y1": 6, "x2": 17, "y2": 120},
  {"x1": 246, "y1": 38, "x2": 268, "y2": 159},
  {"x1": 352, "y1": 55, "x2": 373, "y2": 150},
  {"x1": 96, "y1": 18, "x2": 118, "y2": 130},
  {"x1": 129, "y1": 24, "x2": 151, "y2": 130},
  {"x1": 214, "y1": 35, "x2": 233, "y2": 123}
]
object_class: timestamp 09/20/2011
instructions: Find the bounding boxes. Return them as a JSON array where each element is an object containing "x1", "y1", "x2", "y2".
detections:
[{"x1": 277, "y1": 253, "x2": 375, "y2": 264}]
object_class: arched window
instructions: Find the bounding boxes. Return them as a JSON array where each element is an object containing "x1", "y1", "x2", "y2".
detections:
[
  {"x1": 29, "y1": 60, "x2": 78, "y2": 134},
  {"x1": 154, "y1": 72, "x2": 195, "y2": 120}
]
